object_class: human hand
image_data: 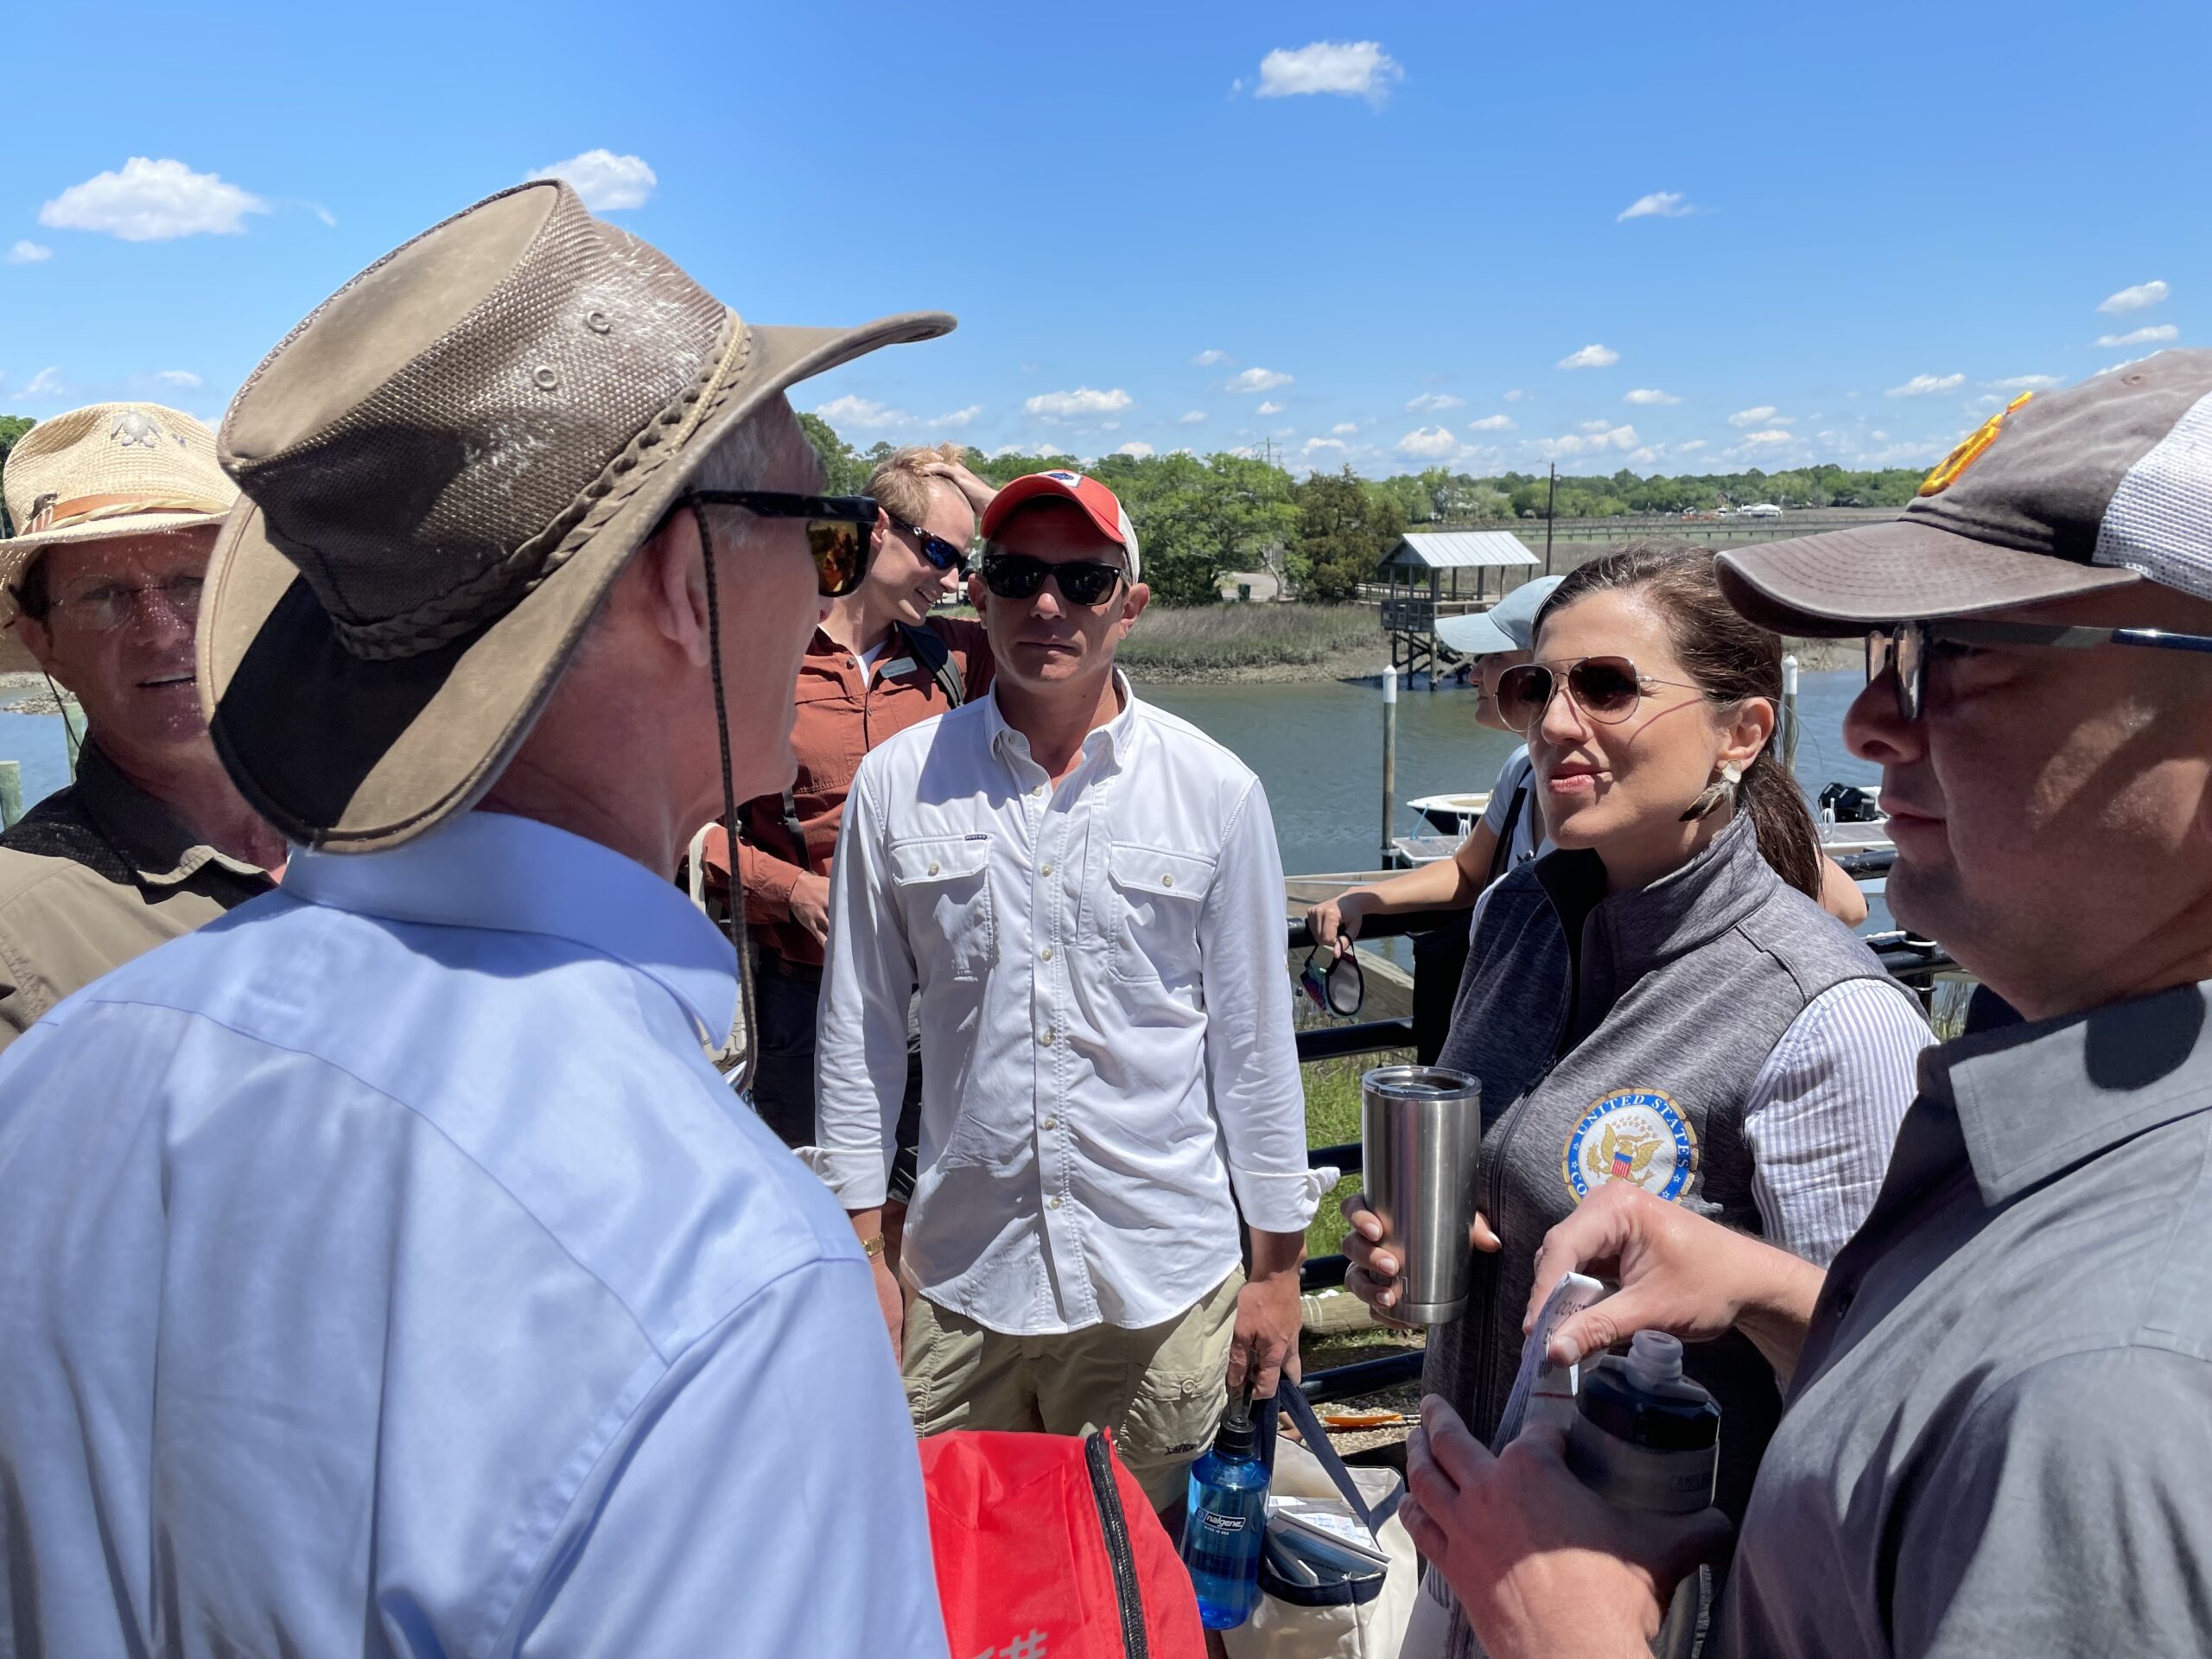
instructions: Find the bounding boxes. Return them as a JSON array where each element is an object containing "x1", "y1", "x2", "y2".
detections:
[
  {"x1": 1525, "y1": 1181, "x2": 1821, "y2": 1376},
  {"x1": 1306, "y1": 891, "x2": 1371, "y2": 959},
  {"x1": 1400, "y1": 1395, "x2": 1730, "y2": 1659},
  {"x1": 787, "y1": 872, "x2": 833, "y2": 947},
  {"x1": 921, "y1": 458, "x2": 998, "y2": 515},
  {"x1": 1340, "y1": 1191, "x2": 1500, "y2": 1326},
  {"x1": 870, "y1": 1251, "x2": 906, "y2": 1364},
  {"x1": 1229, "y1": 1265, "x2": 1304, "y2": 1399}
]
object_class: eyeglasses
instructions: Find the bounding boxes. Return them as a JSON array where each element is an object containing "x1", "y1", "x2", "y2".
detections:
[
  {"x1": 888, "y1": 514, "x2": 970, "y2": 576},
  {"x1": 49, "y1": 573, "x2": 204, "y2": 632},
  {"x1": 1866, "y1": 618, "x2": 2212, "y2": 721},
  {"x1": 980, "y1": 551, "x2": 1127, "y2": 607},
  {"x1": 1300, "y1": 948, "x2": 1366, "y2": 1017},
  {"x1": 1492, "y1": 655, "x2": 1704, "y2": 731},
  {"x1": 685, "y1": 491, "x2": 880, "y2": 597}
]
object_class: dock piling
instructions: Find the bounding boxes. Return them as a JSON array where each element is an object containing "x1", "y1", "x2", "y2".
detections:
[{"x1": 1381, "y1": 664, "x2": 1398, "y2": 866}]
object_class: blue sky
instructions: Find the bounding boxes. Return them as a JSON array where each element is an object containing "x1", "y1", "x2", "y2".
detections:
[{"x1": 5, "y1": 0, "x2": 2207, "y2": 478}]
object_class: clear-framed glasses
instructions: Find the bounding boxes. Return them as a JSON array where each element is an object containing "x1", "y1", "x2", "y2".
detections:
[
  {"x1": 49, "y1": 572, "x2": 205, "y2": 632},
  {"x1": 1866, "y1": 618, "x2": 2212, "y2": 721}
]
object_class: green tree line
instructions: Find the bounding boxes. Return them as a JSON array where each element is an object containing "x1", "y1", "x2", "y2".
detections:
[{"x1": 804, "y1": 413, "x2": 1927, "y2": 607}]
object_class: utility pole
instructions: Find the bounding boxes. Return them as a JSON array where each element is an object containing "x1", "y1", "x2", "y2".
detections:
[{"x1": 1543, "y1": 463, "x2": 1558, "y2": 575}]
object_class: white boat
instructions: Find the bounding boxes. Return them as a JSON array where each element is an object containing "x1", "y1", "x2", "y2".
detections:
[
  {"x1": 1406, "y1": 791, "x2": 1491, "y2": 836},
  {"x1": 1397, "y1": 784, "x2": 1892, "y2": 867}
]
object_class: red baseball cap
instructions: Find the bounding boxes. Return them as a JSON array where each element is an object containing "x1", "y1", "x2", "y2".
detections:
[{"x1": 979, "y1": 469, "x2": 1142, "y2": 582}]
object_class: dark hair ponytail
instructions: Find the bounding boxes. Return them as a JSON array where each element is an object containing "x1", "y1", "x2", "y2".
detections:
[{"x1": 1535, "y1": 541, "x2": 1823, "y2": 901}]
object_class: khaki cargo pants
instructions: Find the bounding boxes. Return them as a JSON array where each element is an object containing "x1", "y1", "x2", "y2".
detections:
[{"x1": 904, "y1": 1271, "x2": 1243, "y2": 1512}]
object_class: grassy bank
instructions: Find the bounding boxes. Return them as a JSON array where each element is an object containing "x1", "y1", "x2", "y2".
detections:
[{"x1": 1117, "y1": 603, "x2": 1378, "y2": 683}]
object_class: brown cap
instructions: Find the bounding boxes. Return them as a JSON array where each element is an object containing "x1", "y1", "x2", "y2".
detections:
[
  {"x1": 1718, "y1": 348, "x2": 2212, "y2": 636},
  {"x1": 201, "y1": 180, "x2": 952, "y2": 852}
]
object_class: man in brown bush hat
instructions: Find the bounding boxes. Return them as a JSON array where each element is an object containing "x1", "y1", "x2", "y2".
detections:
[
  {"x1": 0, "y1": 181, "x2": 957, "y2": 1656},
  {"x1": 0, "y1": 404, "x2": 283, "y2": 1047}
]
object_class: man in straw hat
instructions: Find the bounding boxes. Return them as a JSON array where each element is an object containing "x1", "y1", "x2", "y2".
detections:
[
  {"x1": 1387, "y1": 350, "x2": 2212, "y2": 1658},
  {"x1": 0, "y1": 404, "x2": 283, "y2": 1047},
  {"x1": 0, "y1": 181, "x2": 956, "y2": 1655}
]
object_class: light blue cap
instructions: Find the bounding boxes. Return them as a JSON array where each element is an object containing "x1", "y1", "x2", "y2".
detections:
[{"x1": 1435, "y1": 574, "x2": 1566, "y2": 657}]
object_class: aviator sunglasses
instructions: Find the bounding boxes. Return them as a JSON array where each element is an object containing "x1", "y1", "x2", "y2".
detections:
[
  {"x1": 1493, "y1": 655, "x2": 1703, "y2": 731},
  {"x1": 1867, "y1": 618, "x2": 2212, "y2": 721},
  {"x1": 684, "y1": 491, "x2": 880, "y2": 597},
  {"x1": 1299, "y1": 947, "x2": 1366, "y2": 1018},
  {"x1": 980, "y1": 550, "x2": 1128, "y2": 607},
  {"x1": 888, "y1": 514, "x2": 970, "y2": 576}
]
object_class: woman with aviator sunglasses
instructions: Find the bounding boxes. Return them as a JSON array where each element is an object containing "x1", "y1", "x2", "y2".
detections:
[{"x1": 1341, "y1": 544, "x2": 1930, "y2": 1655}]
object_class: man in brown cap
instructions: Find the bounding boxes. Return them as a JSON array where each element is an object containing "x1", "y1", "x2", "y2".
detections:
[
  {"x1": 0, "y1": 183, "x2": 956, "y2": 1656},
  {"x1": 0, "y1": 404, "x2": 283, "y2": 1046},
  {"x1": 1389, "y1": 350, "x2": 2212, "y2": 1658}
]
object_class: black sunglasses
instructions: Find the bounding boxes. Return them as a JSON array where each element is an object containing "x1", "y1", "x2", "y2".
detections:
[
  {"x1": 981, "y1": 551, "x2": 1127, "y2": 607},
  {"x1": 1493, "y1": 655, "x2": 1704, "y2": 731},
  {"x1": 1300, "y1": 947, "x2": 1365, "y2": 1017},
  {"x1": 888, "y1": 514, "x2": 970, "y2": 575},
  {"x1": 685, "y1": 491, "x2": 879, "y2": 597},
  {"x1": 1867, "y1": 618, "x2": 2212, "y2": 721}
]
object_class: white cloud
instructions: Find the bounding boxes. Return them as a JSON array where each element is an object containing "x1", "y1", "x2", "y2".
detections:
[
  {"x1": 1987, "y1": 374, "x2": 2061, "y2": 391},
  {"x1": 1192, "y1": 348, "x2": 1233, "y2": 366},
  {"x1": 1737, "y1": 429, "x2": 1795, "y2": 448},
  {"x1": 1503, "y1": 388, "x2": 1529, "y2": 402},
  {"x1": 1624, "y1": 388, "x2": 1680, "y2": 405},
  {"x1": 41, "y1": 157, "x2": 267, "y2": 241},
  {"x1": 22, "y1": 366, "x2": 64, "y2": 397},
  {"x1": 1254, "y1": 41, "x2": 1404, "y2": 106},
  {"x1": 1535, "y1": 423, "x2": 1639, "y2": 458},
  {"x1": 2097, "y1": 279, "x2": 2169, "y2": 315},
  {"x1": 1398, "y1": 425, "x2": 1459, "y2": 458},
  {"x1": 1556, "y1": 344, "x2": 1619, "y2": 370},
  {"x1": 1026, "y1": 385, "x2": 1134, "y2": 420},
  {"x1": 937, "y1": 404, "x2": 982, "y2": 429},
  {"x1": 1579, "y1": 419, "x2": 1614, "y2": 433},
  {"x1": 1303, "y1": 436, "x2": 1348, "y2": 455},
  {"x1": 1618, "y1": 191, "x2": 1694, "y2": 221},
  {"x1": 527, "y1": 149, "x2": 657, "y2": 211},
  {"x1": 154, "y1": 369, "x2": 202, "y2": 388},
  {"x1": 816, "y1": 395, "x2": 983, "y2": 432},
  {"x1": 1885, "y1": 372, "x2": 1965, "y2": 397},
  {"x1": 1627, "y1": 447, "x2": 1661, "y2": 466},
  {"x1": 1405, "y1": 391, "x2": 1465, "y2": 413},
  {"x1": 3, "y1": 240, "x2": 52, "y2": 264},
  {"x1": 2096, "y1": 323, "x2": 2178, "y2": 348},
  {"x1": 1256, "y1": 399, "x2": 1284, "y2": 415},
  {"x1": 1728, "y1": 406, "x2": 1778, "y2": 427},
  {"x1": 1178, "y1": 410, "x2": 1209, "y2": 424},
  {"x1": 1466, "y1": 413, "x2": 1517, "y2": 432},
  {"x1": 1330, "y1": 422, "x2": 1359, "y2": 435},
  {"x1": 1116, "y1": 442, "x2": 1155, "y2": 459},
  {"x1": 1677, "y1": 439, "x2": 1709, "y2": 454},
  {"x1": 1228, "y1": 366, "x2": 1293, "y2": 392}
]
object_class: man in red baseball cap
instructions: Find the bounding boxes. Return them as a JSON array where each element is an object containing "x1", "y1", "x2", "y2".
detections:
[{"x1": 810, "y1": 469, "x2": 1323, "y2": 1510}]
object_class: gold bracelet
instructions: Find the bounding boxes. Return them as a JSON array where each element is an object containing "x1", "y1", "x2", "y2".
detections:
[{"x1": 861, "y1": 1233, "x2": 887, "y2": 1259}]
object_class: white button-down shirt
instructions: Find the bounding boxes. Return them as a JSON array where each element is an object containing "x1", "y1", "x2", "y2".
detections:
[
  {"x1": 0, "y1": 810, "x2": 944, "y2": 1658},
  {"x1": 813, "y1": 677, "x2": 1325, "y2": 1337}
]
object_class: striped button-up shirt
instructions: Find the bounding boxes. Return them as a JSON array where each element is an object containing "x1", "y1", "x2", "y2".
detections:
[{"x1": 812, "y1": 677, "x2": 1327, "y2": 1336}]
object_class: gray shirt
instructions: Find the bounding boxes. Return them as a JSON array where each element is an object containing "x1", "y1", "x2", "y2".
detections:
[{"x1": 1719, "y1": 981, "x2": 2212, "y2": 1657}]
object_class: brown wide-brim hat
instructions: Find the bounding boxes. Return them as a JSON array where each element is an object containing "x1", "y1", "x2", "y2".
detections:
[
  {"x1": 203, "y1": 181, "x2": 951, "y2": 851},
  {"x1": 1718, "y1": 349, "x2": 2212, "y2": 636}
]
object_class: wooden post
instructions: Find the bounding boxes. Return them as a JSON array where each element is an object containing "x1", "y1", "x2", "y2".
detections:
[
  {"x1": 0, "y1": 761, "x2": 19, "y2": 830},
  {"x1": 1381, "y1": 664, "x2": 1399, "y2": 866},
  {"x1": 1782, "y1": 654, "x2": 1800, "y2": 774}
]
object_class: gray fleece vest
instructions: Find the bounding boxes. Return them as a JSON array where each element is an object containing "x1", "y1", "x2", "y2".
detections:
[{"x1": 1427, "y1": 812, "x2": 1916, "y2": 1524}]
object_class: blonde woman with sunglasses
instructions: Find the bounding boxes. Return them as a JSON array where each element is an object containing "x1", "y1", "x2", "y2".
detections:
[{"x1": 1339, "y1": 543, "x2": 1930, "y2": 1659}]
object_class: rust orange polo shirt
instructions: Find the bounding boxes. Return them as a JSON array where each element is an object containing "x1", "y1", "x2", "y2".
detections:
[{"x1": 736, "y1": 617, "x2": 994, "y2": 967}]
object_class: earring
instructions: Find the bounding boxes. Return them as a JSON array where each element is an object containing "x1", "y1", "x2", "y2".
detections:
[{"x1": 1680, "y1": 760, "x2": 1745, "y2": 823}]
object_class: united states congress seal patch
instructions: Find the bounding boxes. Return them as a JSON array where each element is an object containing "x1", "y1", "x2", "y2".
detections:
[{"x1": 1562, "y1": 1089, "x2": 1697, "y2": 1203}]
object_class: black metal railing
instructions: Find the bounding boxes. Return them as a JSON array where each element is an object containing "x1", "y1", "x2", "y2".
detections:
[{"x1": 1288, "y1": 852, "x2": 1957, "y2": 1402}]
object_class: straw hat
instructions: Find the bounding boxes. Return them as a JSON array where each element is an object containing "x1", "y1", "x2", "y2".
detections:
[
  {"x1": 203, "y1": 180, "x2": 953, "y2": 852},
  {"x1": 0, "y1": 402, "x2": 237, "y2": 620}
]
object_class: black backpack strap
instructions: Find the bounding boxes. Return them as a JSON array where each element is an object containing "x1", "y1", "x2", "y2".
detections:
[
  {"x1": 1487, "y1": 771, "x2": 1530, "y2": 884},
  {"x1": 1275, "y1": 1385, "x2": 1402, "y2": 1531},
  {"x1": 897, "y1": 620, "x2": 966, "y2": 708}
]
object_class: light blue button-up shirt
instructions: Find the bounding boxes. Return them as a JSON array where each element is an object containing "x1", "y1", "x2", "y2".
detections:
[{"x1": 0, "y1": 810, "x2": 946, "y2": 1658}]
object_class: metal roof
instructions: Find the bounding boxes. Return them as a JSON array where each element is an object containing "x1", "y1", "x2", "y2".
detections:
[{"x1": 1381, "y1": 531, "x2": 1541, "y2": 569}]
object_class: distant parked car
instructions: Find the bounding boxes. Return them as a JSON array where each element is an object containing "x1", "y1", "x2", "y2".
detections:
[{"x1": 1738, "y1": 503, "x2": 1784, "y2": 518}]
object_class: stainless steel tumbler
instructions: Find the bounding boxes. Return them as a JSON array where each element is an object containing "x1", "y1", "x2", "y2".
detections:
[{"x1": 1359, "y1": 1065, "x2": 1484, "y2": 1324}]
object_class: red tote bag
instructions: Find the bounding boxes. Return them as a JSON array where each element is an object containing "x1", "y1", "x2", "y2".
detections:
[{"x1": 919, "y1": 1427, "x2": 1206, "y2": 1659}]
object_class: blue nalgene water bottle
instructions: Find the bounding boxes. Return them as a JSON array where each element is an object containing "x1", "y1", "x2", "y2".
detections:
[{"x1": 1179, "y1": 1384, "x2": 1268, "y2": 1629}]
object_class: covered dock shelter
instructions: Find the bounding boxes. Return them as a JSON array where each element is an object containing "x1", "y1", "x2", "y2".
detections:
[{"x1": 1377, "y1": 531, "x2": 1541, "y2": 682}]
